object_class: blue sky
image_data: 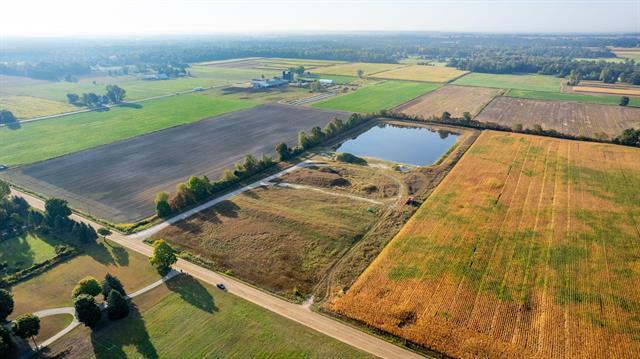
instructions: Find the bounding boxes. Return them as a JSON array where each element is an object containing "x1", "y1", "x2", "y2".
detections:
[{"x1": 2, "y1": 0, "x2": 639, "y2": 37}]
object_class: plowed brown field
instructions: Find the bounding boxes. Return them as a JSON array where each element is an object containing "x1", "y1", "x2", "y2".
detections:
[
  {"x1": 329, "y1": 131, "x2": 640, "y2": 358},
  {"x1": 395, "y1": 85, "x2": 501, "y2": 119},
  {"x1": 475, "y1": 97, "x2": 640, "y2": 138}
]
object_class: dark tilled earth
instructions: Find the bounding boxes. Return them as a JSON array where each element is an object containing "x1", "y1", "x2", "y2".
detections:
[{"x1": 2, "y1": 104, "x2": 346, "y2": 223}]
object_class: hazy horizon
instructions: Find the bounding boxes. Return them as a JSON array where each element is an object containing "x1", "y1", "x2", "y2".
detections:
[{"x1": 2, "y1": 0, "x2": 639, "y2": 38}]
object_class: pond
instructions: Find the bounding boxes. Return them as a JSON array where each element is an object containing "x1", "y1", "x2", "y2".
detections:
[{"x1": 335, "y1": 123, "x2": 459, "y2": 166}]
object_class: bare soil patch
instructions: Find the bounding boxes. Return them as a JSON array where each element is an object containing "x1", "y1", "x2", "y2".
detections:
[
  {"x1": 474, "y1": 96, "x2": 640, "y2": 138},
  {"x1": 2, "y1": 104, "x2": 346, "y2": 223}
]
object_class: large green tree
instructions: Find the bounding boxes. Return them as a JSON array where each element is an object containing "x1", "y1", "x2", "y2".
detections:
[
  {"x1": 105, "y1": 85, "x2": 126, "y2": 103},
  {"x1": 101, "y1": 273, "x2": 126, "y2": 300},
  {"x1": 72, "y1": 276, "x2": 102, "y2": 298},
  {"x1": 74, "y1": 295, "x2": 101, "y2": 327},
  {"x1": 150, "y1": 240, "x2": 177, "y2": 275},
  {"x1": 44, "y1": 198, "x2": 71, "y2": 223},
  {"x1": 106, "y1": 290, "x2": 129, "y2": 320},
  {"x1": 12, "y1": 314, "x2": 40, "y2": 349},
  {"x1": 0, "y1": 289, "x2": 14, "y2": 321}
]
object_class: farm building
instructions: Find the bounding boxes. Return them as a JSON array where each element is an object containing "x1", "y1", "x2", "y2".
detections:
[{"x1": 251, "y1": 77, "x2": 289, "y2": 89}]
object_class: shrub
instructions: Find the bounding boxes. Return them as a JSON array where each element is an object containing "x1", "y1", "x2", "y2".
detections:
[
  {"x1": 336, "y1": 152, "x2": 367, "y2": 165},
  {"x1": 0, "y1": 289, "x2": 13, "y2": 321},
  {"x1": 97, "y1": 227, "x2": 111, "y2": 236}
]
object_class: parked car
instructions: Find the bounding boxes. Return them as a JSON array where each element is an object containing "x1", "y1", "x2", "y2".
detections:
[{"x1": 216, "y1": 283, "x2": 226, "y2": 291}]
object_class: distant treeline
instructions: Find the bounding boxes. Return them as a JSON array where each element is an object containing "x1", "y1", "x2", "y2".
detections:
[{"x1": 2, "y1": 34, "x2": 638, "y2": 80}]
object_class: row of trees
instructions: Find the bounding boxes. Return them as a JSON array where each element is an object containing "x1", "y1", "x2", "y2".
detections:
[
  {"x1": 66, "y1": 84, "x2": 126, "y2": 107},
  {"x1": 449, "y1": 55, "x2": 640, "y2": 84},
  {"x1": 1, "y1": 288, "x2": 41, "y2": 352},
  {"x1": 155, "y1": 113, "x2": 372, "y2": 218},
  {"x1": 0, "y1": 181, "x2": 97, "y2": 244}
]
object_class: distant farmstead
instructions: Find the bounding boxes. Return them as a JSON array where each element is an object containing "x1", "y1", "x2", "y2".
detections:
[
  {"x1": 251, "y1": 77, "x2": 289, "y2": 89},
  {"x1": 144, "y1": 73, "x2": 169, "y2": 80}
]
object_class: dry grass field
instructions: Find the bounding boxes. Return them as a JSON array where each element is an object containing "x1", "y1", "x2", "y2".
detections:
[
  {"x1": 372, "y1": 65, "x2": 468, "y2": 83},
  {"x1": 314, "y1": 62, "x2": 406, "y2": 77},
  {"x1": 330, "y1": 131, "x2": 640, "y2": 358},
  {"x1": 570, "y1": 81, "x2": 640, "y2": 97},
  {"x1": 0, "y1": 95, "x2": 76, "y2": 119},
  {"x1": 152, "y1": 185, "x2": 382, "y2": 300},
  {"x1": 395, "y1": 85, "x2": 502, "y2": 118},
  {"x1": 475, "y1": 97, "x2": 640, "y2": 139}
]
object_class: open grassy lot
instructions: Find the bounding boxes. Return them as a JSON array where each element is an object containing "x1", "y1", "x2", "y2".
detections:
[
  {"x1": 0, "y1": 92, "x2": 259, "y2": 166},
  {"x1": 0, "y1": 95, "x2": 76, "y2": 119},
  {"x1": 35, "y1": 314, "x2": 74, "y2": 345},
  {"x1": 453, "y1": 73, "x2": 563, "y2": 92},
  {"x1": 395, "y1": 85, "x2": 501, "y2": 118},
  {"x1": 0, "y1": 232, "x2": 65, "y2": 274},
  {"x1": 44, "y1": 275, "x2": 370, "y2": 358},
  {"x1": 2, "y1": 105, "x2": 346, "y2": 223},
  {"x1": 372, "y1": 65, "x2": 468, "y2": 83},
  {"x1": 612, "y1": 49, "x2": 640, "y2": 61},
  {"x1": 507, "y1": 89, "x2": 640, "y2": 107},
  {"x1": 312, "y1": 80, "x2": 440, "y2": 113},
  {"x1": 10, "y1": 238, "x2": 160, "y2": 317},
  {"x1": 475, "y1": 96, "x2": 640, "y2": 138},
  {"x1": 314, "y1": 62, "x2": 406, "y2": 77},
  {"x1": 330, "y1": 131, "x2": 640, "y2": 358},
  {"x1": 152, "y1": 185, "x2": 381, "y2": 299}
]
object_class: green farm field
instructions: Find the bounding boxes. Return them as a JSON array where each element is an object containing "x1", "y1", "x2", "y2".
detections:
[
  {"x1": 453, "y1": 72, "x2": 564, "y2": 92},
  {"x1": 9, "y1": 238, "x2": 160, "y2": 317},
  {"x1": 0, "y1": 92, "x2": 259, "y2": 166},
  {"x1": 312, "y1": 80, "x2": 440, "y2": 113},
  {"x1": 44, "y1": 274, "x2": 370, "y2": 358},
  {"x1": 0, "y1": 95, "x2": 76, "y2": 119},
  {"x1": 0, "y1": 232, "x2": 65, "y2": 273},
  {"x1": 507, "y1": 89, "x2": 640, "y2": 107}
]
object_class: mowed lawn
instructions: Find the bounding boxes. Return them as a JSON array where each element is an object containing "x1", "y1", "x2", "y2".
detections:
[
  {"x1": 331, "y1": 132, "x2": 640, "y2": 358},
  {"x1": 10, "y1": 238, "x2": 160, "y2": 317},
  {"x1": 0, "y1": 232, "x2": 65, "y2": 273},
  {"x1": 0, "y1": 95, "x2": 76, "y2": 119},
  {"x1": 507, "y1": 89, "x2": 640, "y2": 107},
  {"x1": 453, "y1": 72, "x2": 563, "y2": 92},
  {"x1": 372, "y1": 65, "x2": 468, "y2": 83},
  {"x1": 312, "y1": 80, "x2": 440, "y2": 113},
  {"x1": 0, "y1": 93, "x2": 258, "y2": 166},
  {"x1": 45, "y1": 275, "x2": 370, "y2": 358}
]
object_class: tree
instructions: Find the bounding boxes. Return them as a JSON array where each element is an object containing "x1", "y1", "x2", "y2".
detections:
[
  {"x1": 106, "y1": 290, "x2": 129, "y2": 320},
  {"x1": 66, "y1": 93, "x2": 80, "y2": 104},
  {"x1": 275, "y1": 142, "x2": 291, "y2": 161},
  {"x1": 441, "y1": 112, "x2": 451, "y2": 121},
  {"x1": 0, "y1": 110, "x2": 17, "y2": 124},
  {"x1": 357, "y1": 69, "x2": 364, "y2": 78},
  {"x1": 0, "y1": 180, "x2": 10, "y2": 199},
  {"x1": 72, "y1": 276, "x2": 102, "y2": 298},
  {"x1": 150, "y1": 240, "x2": 177, "y2": 275},
  {"x1": 0, "y1": 289, "x2": 14, "y2": 321},
  {"x1": 462, "y1": 112, "x2": 472, "y2": 121},
  {"x1": 620, "y1": 96, "x2": 630, "y2": 106},
  {"x1": 567, "y1": 69, "x2": 581, "y2": 86},
  {"x1": 614, "y1": 128, "x2": 640, "y2": 147},
  {"x1": 74, "y1": 294, "x2": 101, "y2": 327},
  {"x1": 105, "y1": 85, "x2": 126, "y2": 103},
  {"x1": 0, "y1": 325, "x2": 11, "y2": 356},
  {"x1": 155, "y1": 192, "x2": 172, "y2": 217},
  {"x1": 44, "y1": 198, "x2": 71, "y2": 224},
  {"x1": 81, "y1": 92, "x2": 100, "y2": 107},
  {"x1": 12, "y1": 314, "x2": 40, "y2": 349},
  {"x1": 101, "y1": 273, "x2": 126, "y2": 300}
]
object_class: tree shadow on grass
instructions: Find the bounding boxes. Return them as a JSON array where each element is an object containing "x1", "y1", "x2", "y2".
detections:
[
  {"x1": 211, "y1": 200, "x2": 240, "y2": 219},
  {"x1": 118, "y1": 102, "x2": 143, "y2": 109},
  {"x1": 84, "y1": 242, "x2": 117, "y2": 266},
  {"x1": 91, "y1": 305, "x2": 158, "y2": 359},
  {"x1": 110, "y1": 245, "x2": 129, "y2": 266},
  {"x1": 166, "y1": 275, "x2": 217, "y2": 313},
  {"x1": 6, "y1": 122, "x2": 22, "y2": 130},
  {"x1": 173, "y1": 218, "x2": 205, "y2": 235}
]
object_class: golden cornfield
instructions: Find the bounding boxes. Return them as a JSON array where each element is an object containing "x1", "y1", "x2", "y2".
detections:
[{"x1": 330, "y1": 131, "x2": 640, "y2": 358}]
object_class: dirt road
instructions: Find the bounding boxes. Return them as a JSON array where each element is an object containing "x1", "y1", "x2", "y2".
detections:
[{"x1": 10, "y1": 187, "x2": 424, "y2": 359}]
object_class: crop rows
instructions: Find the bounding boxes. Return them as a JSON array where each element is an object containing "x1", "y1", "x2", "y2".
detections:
[{"x1": 330, "y1": 131, "x2": 640, "y2": 358}]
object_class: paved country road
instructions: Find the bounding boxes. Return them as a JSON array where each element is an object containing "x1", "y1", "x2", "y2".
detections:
[{"x1": 10, "y1": 185, "x2": 425, "y2": 359}]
